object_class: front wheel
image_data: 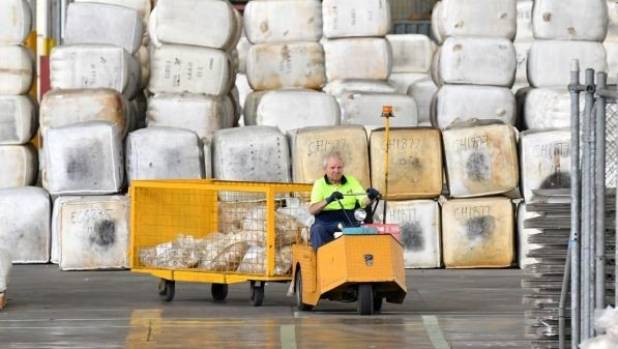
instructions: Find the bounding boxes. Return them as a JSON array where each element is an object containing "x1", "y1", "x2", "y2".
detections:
[
  {"x1": 211, "y1": 283, "x2": 228, "y2": 302},
  {"x1": 250, "y1": 281, "x2": 265, "y2": 307},
  {"x1": 295, "y1": 269, "x2": 314, "y2": 311},
  {"x1": 158, "y1": 279, "x2": 175, "y2": 302},
  {"x1": 357, "y1": 284, "x2": 374, "y2": 315}
]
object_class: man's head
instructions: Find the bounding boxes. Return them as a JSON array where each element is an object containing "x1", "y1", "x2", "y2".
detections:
[{"x1": 323, "y1": 151, "x2": 345, "y2": 183}]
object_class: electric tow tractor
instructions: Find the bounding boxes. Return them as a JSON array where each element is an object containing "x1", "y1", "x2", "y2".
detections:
[{"x1": 291, "y1": 194, "x2": 407, "y2": 315}]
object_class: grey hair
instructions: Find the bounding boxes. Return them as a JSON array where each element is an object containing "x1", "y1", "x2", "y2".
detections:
[{"x1": 322, "y1": 151, "x2": 345, "y2": 169}]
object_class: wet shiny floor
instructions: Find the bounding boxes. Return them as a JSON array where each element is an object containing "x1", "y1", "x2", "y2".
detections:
[{"x1": 1, "y1": 266, "x2": 529, "y2": 348}]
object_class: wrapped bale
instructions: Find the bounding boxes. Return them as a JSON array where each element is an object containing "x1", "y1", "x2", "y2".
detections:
[
  {"x1": 0, "y1": 45, "x2": 33, "y2": 95},
  {"x1": 442, "y1": 197, "x2": 514, "y2": 268},
  {"x1": 73, "y1": 0, "x2": 151, "y2": 23},
  {"x1": 338, "y1": 92, "x2": 418, "y2": 129},
  {"x1": 290, "y1": 125, "x2": 371, "y2": 188},
  {"x1": 322, "y1": 0, "x2": 391, "y2": 38},
  {"x1": 0, "y1": 95, "x2": 36, "y2": 145},
  {"x1": 0, "y1": 145, "x2": 36, "y2": 188},
  {"x1": 323, "y1": 79, "x2": 396, "y2": 96},
  {"x1": 63, "y1": 2, "x2": 143, "y2": 54},
  {"x1": 243, "y1": 0, "x2": 322, "y2": 44},
  {"x1": 407, "y1": 78, "x2": 437, "y2": 126},
  {"x1": 40, "y1": 88, "x2": 129, "y2": 139},
  {"x1": 443, "y1": 123, "x2": 519, "y2": 198},
  {"x1": 520, "y1": 129, "x2": 571, "y2": 202},
  {"x1": 522, "y1": 88, "x2": 575, "y2": 130},
  {"x1": 532, "y1": 0, "x2": 608, "y2": 42},
  {"x1": 44, "y1": 122, "x2": 124, "y2": 195},
  {"x1": 52, "y1": 196, "x2": 129, "y2": 270},
  {"x1": 256, "y1": 90, "x2": 340, "y2": 133},
  {"x1": 323, "y1": 38, "x2": 392, "y2": 81},
  {"x1": 386, "y1": 34, "x2": 435, "y2": 74},
  {"x1": 370, "y1": 128, "x2": 443, "y2": 200},
  {"x1": 0, "y1": 187, "x2": 51, "y2": 263},
  {"x1": 435, "y1": 0, "x2": 517, "y2": 40},
  {"x1": 432, "y1": 85, "x2": 516, "y2": 129},
  {"x1": 125, "y1": 127, "x2": 205, "y2": 181},
  {"x1": 0, "y1": 0, "x2": 32, "y2": 45},
  {"x1": 246, "y1": 42, "x2": 326, "y2": 91}
]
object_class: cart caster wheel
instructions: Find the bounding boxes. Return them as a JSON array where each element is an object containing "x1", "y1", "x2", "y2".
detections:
[
  {"x1": 211, "y1": 283, "x2": 228, "y2": 302},
  {"x1": 250, "y1": 281, "x2": 265, "y2": 307},
  {"x1": 357, "y1": 284, "x2": 374, "y2": 315},
  {"x1": 373, "y1": 296, "x2": 383, "y2": 313},
  {"x1": 295, "y1": 269, "x2": 313, "y2": 311},
  {"x1": 158, "y1": 279, "x2": 175, "y2": 302}
]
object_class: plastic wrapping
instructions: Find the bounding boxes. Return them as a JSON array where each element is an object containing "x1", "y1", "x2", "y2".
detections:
[
  {"x1": 323, "y1": 38, "x2": 392, "y2": 81},
  {"x1": 322, "y1": 0, "x2": 391, "y2": 39},
  {"x1": 436, "y1": 0, "x2": 516, "y2": 40}
]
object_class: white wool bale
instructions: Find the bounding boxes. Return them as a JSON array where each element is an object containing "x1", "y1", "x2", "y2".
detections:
[
  {"x1": 388, "y1": 73, "x2": 429, "y2": 94},
  {"x1": 437, "y1": 37, "x2": 516, "y2": 87},
  {"x1": 322, "y1": 0, "x2": 390, "y2": 39},
  {"x1": 443, "y1": 123, "x2": 519, "y2": 198},
  {"x1": 213, "y1": 126, "x2": 291, "y2": 183},
  {"x1": 338, "y1": 92, "x2": 418, "y2": 129},
  {"x1": 323, "y1": 79, "x2": 396, "y2": 96},
  {"x1": 387, "y1": 34, "x2": 435, "y2": 74},
  {"x1": 52, "y1": 196, "x2": 129, "y2": 270},
  {"x1": 520, "y1": 129, "x2": 570, "y2": 202},
  {"x1": 532, "y1": 0, "x2": 608, "y2": 41},
  {"x1": 407, "y1": 78, "x2": 438, "y2": 126},
  {"x1": 256, "y1": 90, "x2": 340, "y2": 133},
  {"x1": 323, "y1": 38, "x2": 392, "y2": 81},
  {"x1": 0, "y1": 95, "x2": 36, "y2": 145},
  {"x1": 516, "y1": 0, "x2": 533, "y2": 41},
  {"x1": 605, "y1": 41, "x2": 618, "y2": 84},
  {"x1": 0, "y1": 45, "x2": 33, "y2": 95},
  {"x1": 73, "y1": 0, "x2": 151, "y2": 23},
  {"x1": 50, "y1": 45, "x2": 140, "y2": 99},
  {"x1": 64, "y1": 2, "x2": 143, "y2": 54},
  {"x1": 243, "y1": 91, "x2": 268, "y2": 126},
  {"x1": 44, "y1": 122, "x2": 123, "y2": 195},
  {"x1": 146, "y1": 93, "x2": 226, "y2": 142},
  {"x1": 246, "y1": 42, "x2": 326, "y2": 91},
  {"x1": 523, "y1": 88, "x2": 573, "y2": 130},
  {"x1": 608, "y1": 0, "x2": 618, "y2": 40},
  {"x1": 437, "y1": 0, "x2": 517, "y2": 40},
  {"x1": 237, "y1": 37, "x2": 251, "y2": 75},
  {"x1": 126, "y1": 127, "x2": 204, "y2": 181},
  {"x1": 0, "y1": 0, "x2": 32, "y2": 45},
  {"x1": 0, "y1": 187, "x2": 50, "y2": 263},
  {"x1": 528, "y1": 41, "x2": 607, "y2": 88},
  {"x1": 442, "y1": 197, "x2": 514, "y2": 268},
  {"x1": 517, "y1": 203, "x2": 541, "y2": 268},
  {"x1": 0, "y1": 247, "x2": 10, "y2": 292},
  {"x1": 432, "y1": 85, "x2": 516, "y2": 129},
  {"x1": 376, "y1": 200, "x2": 441, "y2": 269},
  {"x1": 151, "y1": 0, "x2": 236, "y2": 49},
  {"x1": 0, "y1": 145, "x2": 36, "y2": 189},
  {"x1": 149, "y1": 45, "x2": 231, "y2": 96},
  {"x1": 431, "y1": 1, "x2": 444, "y2": 44},
  {"x1": 40, "y1": 88, "x2": 130, "y2": 139},
  {"x1": 514, "y1": 41, "x2": 531, "y2": 87},
  {"x1": 244, "y1": 0, "x2": 322, "y2": 44}
]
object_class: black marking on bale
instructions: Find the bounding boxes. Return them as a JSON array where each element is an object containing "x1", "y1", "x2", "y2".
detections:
[
  {"x1": 401, "y1": 221, "x2": 424, "y2": 252},
  {"x1": 90, "y1": 219, "x2": 116, "y2": 248},
  {"x1": 465, "y1": 151, "x2": 490, "y2": 182},
  {"x1": 465, "y1": 216, "x2": 495, "y2": 241}
]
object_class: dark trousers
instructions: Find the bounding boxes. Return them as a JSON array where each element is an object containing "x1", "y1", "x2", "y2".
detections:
[{"x1": 310, "y1": 210, "x2": 355, "y2": 250}]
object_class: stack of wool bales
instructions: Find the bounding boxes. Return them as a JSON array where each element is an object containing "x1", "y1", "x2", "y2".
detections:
[
  {"x1": 146, "y1": 0, "x2": 242, "y2": 180},
  {"x1": 322, "y1": 0, "x2": 418, "y2": 129},
  {"x1": 0, "y1": 0, "x2": 51, "y2": 267},
  {"x1": 431, "y1": 0, "x2": 520, "y2": 268},
  {"x1": 41, "y1": 1, "x2": 147, "y2": 270}
]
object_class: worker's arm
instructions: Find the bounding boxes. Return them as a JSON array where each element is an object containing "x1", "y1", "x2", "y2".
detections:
[{"x1": 309, "y1": 191, "x2": 343, "y2": 215}]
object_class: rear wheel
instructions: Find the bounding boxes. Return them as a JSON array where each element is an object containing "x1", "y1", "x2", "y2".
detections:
[
  {"x1": 158, "y1": 279, "x2": 175, "y2": 302},
  {"x1": 211, "y1": 283, "x2": 228, "y2": 302},
  {"x1": 357, "y1": 284, "x2": 374, "y2": 315},
  {"x1": 250, "y1": 281, "x2": 265, "y2": 307},
  {"x1": 295, "y1": 269, "x2": 314, "y2": 311}
]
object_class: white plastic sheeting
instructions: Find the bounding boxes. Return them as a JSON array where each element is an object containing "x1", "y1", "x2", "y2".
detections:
[
  {"x1": 149, "y1": 45, "x2": 232, "y2": 96},
  {"x1": 0, "y1": 145, "x2": 36, "y2": 189},
  {"x1": 44, "y1": 122, "x2": 124, "y2": 195},
  {"x1": 0, "y1": 45, "x2": 33, "y2": 95},
  {"x1": 0, "y1": 95, "x2": 36, "y2": 145},
  {"x1": 532, "y1": 0, "x2": 608, "y2": 41},
  {"x1": 322, "y1": 0, "x2": 391, "y2": 38},
  {"x1": 323, "y1": 79, "x2": 396, "y2": 96},
  {"x1": 256, "y1": 90, "x2": 340, "y2": 133},
  {"x1": 64, "y1": 2, "x2": 143, "y2": 54},
  {"x1": 244, "y1": 0, "x2": 322, "y2": 44},
  {"x1": 40, "y1": 88, "x2": 130, "y2": 139},
  {"x1": 50, "y1": 45, "x2": 140, "y2": 99},
  {"x1": 146, "y1": 93, "x2": 227, "y2": 142},
  {"x1": 522, "y1": 88, "x2": 573, "y2": 130},
  {"x1": 246, "y1": 42, "x2": 326, "y2": 91},
  {"x1": 0, "y1": 0, "x2": 32, "y2": 45},
  {"x1": 432, "y1": 85, "x2": 516, "y2": 129},
  {"x1": 52, "y1": 196, "x2": 129, "y2": 270},
  {"x1": 0, "y1": 187, "x2": 50, "y2": 263},
  {"x1": 338, "y1": 92, "x2": 418, "y2": 129},
  {"x1": 386, "y1": 34, "x2": 435, "y2": 74},
  {"x1": 435, "y1": 0, "x2": 517, "y2": 40},
  {"x1": 407, "y1": 78, "x2": 437, "y2": 126},
  {"x1": 436, "y1": 37, "x2": 516, "y2": 87},
  {"x1": 125, "y1": 127, "x2": 205, "y2": 181},
  {"x1": 323, "y1": 38, "x2": 392, "y2": 81},
  {"x1": 213, "y1": 126, "x2": 291, "y2": 183},
  {"x1": 528, "y1": 40, "x2": 607, "y2": 88}
]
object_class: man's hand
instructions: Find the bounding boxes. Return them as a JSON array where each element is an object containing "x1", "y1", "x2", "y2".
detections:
[
  {"x1": 366, "y1": 187, "x2": 381, "y2": 200},
  {"x1": 326, "y1": 191, "x2": 344, "y2": 204}
]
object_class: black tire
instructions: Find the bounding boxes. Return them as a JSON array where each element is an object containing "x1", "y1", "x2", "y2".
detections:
[
  {"x1": 250, "y1": 281, "x2": 265, "y2": 307},
  {"x1": 295, "y1": 269, "x2": 314, "y2": 311},
  {"x1": 158, "y1": 279, "x2": 175, "y2": 302},
  {"x1": 357, "y1": 284, "x2": 374, "y2": 315},
  {"x1": 211, "y1": 283, "x2": 228, "y2": 302},
  {"x1": 373, "y1": 296, "x2": 383, "y2": 313}
]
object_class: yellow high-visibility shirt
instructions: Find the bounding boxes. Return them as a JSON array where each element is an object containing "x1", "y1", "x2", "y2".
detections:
[{"x1": 310, "y1": 175, "x2": 366, "y2": 211}]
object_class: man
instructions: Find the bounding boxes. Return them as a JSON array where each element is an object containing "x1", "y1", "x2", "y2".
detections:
[{"x1": 309, "y1": 152, "x2": 380, "y2": 249}]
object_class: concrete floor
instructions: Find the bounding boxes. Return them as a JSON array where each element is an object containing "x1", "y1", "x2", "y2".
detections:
[{"x1": 0, "y1": 266, "x2": 529, "y2": 348}]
